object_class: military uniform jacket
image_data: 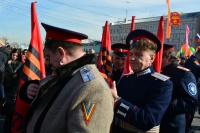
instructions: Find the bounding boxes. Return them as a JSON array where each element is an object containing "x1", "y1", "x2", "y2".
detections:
[
  {"x1": 160, "y1": 62, "x2": 198, "y2": 133},
  {"x1": 22, "y1": 54, "x2": 114, "y2": 133},
  {"x1": 184, "y1": 55, "x2": 200, "y2": 81},
  {"x1": 112, "y1": 65, "x2": 123, "y2": 85},
  {"x1": 112, "y1": 66, "x2": 173, "y2": 132}
]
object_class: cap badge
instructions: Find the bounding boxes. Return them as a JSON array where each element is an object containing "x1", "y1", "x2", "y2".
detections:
[{"x1": 119, "y1": 48, "x2": 122, "y2": 52}]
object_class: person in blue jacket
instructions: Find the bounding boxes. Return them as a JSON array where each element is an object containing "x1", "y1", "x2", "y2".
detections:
[
  {"x1": 160, "y1": 44, "x2": 198, "y2": 133},
  {"x1": 184, "y1": 48, "x2": 200, "y2": 115},
  {"x1": 110, "y1": 29, "x2": 173, "y2": 133}
]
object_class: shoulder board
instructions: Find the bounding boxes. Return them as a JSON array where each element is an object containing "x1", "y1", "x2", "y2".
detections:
[
  {"x1": 80, "y1": 66, "x2": 95, "y2": 82},
  {"x1": 123, "y1": 72, "x2": 134, "y2": 76},
  {"x1": 151, "y1": 72, "x2": 170, "y2": 81},
  {"x1": 176, "y1": 66, "x2": 190, "y2": 72},
  {"x1": 121, "y1": 72, "x2": 134, "y2": 78},
  {"x1": 194, "y1": 61, "x2": 199, "y2": 65}
]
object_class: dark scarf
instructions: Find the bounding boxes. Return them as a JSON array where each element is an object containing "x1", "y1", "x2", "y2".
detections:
[
  {"x1": 39, "y1": 54, "x2": 96, "y2": 98},
  {"x1": 23, "y1": 54, "x2": 96, "y2": 133}
]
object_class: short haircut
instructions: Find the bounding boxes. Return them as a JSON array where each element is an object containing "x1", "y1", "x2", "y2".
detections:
[
  {"x1": 163, "y1": 50, "x2": 179, "y2": 62},
  {"x1": 44, "y1": 39, "x2": 83, "y2": 56},
  {"x1": 133, "y1": 39, "x2": 157, "y2": 54}
]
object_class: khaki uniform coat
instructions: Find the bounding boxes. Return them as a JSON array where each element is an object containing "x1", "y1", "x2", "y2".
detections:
[{"x1": 23, "y1": 55, "x2": 114, "y2": 133}]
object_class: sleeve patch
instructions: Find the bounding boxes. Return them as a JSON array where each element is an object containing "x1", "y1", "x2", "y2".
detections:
[
  {"x1": 151, "y1": 72, "x2": 170, "y2": 81},
  {"x1": 188, "y1": 83, "x2": 197, "y2": 95},
  {"x1": 176, "y1": 66, "x2": 190, "y2": 71},
  {"x1": 82, "y1": 103, "x2": 96, "y2": 125}
]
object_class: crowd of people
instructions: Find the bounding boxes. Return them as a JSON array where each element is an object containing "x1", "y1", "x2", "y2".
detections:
[{"x1": 0, "y1": 23, "x2": 199, "y2": 133}]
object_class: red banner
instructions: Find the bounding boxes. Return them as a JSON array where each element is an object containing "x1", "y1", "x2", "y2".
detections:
[
  {"x1": 97, "y1": 21, "x2": 113, "y2": 87},
  {"x1": 11, "y1": 2, "x2": 45, "y2": 133},
  {"x1": 153, "y1": 16, "x2": 164, "y2": 73}
]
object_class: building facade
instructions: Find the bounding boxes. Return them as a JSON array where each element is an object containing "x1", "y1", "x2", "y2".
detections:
[{"x1": 109, "y1": 12, "x2": 200, "y2": 51}]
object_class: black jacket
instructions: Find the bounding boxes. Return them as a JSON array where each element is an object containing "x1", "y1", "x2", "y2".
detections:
[{"x1": 0, "y1": 47, "x2": 10, "y2": 84}]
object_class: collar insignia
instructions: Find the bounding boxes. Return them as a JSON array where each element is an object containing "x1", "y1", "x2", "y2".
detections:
[{"x1": 137, "y1": 68, "x2": 151, "y2": 77}]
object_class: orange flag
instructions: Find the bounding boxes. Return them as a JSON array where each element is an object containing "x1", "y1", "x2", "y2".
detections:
[
  {"x1": 153, "y1": 16, "x2": 164, "y2": 73},
  {"x1": 12, "y1": 2, "x2": 46, "y2": 133},
  {"x1": 122, "y1": 16, "x2": 135, "y2": 75},
  {"x1": 97, "y1": 21, "x2": 113, "y2": 87},
  {"x1": 166, "y1": 0, "x2": 171, "y2": 39}
]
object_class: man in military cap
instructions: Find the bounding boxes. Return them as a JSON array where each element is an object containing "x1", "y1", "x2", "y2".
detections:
[
  {"x1": 19, "y1": 23, "x2": 114, "y2": 133},
  {"x1": 111, "y1": 43, "x2": 129, "y2": 84},
  {"x1": 110, "y1": 29, "x2": 173, "y2": 133},
  {"x1": 160, "y1": 43, "x2": 198, "y2": 133}
]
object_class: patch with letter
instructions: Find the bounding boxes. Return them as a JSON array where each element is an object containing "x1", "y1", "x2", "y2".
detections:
[
  {"x1": 82, "y1": 103, "x2": 96, "y2": 125},
  {"x1": 188, "y1": 83, "x2": 197, "y2": 95},
  {"x1": 80, "y1": 66, "x2": 95, "y2": 82}
]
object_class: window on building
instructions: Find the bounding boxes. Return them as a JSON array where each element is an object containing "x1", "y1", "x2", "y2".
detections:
[
  {"x1": 154, "y1": 26, "x2": 157, "y2": 31},
  {"x1": 189, "y1": 32, "x2": 193, "y2": 38},
  {"x1": 175, "y1": 33, "x2": 179, "y2": 39},
  {"x1": 188, "y1": 23, "x2": 193, "y2": 30},
  {"x1": 182, "y1": 23, "x2": 186, "y2": 29},
  {"x1": 113, "y1": 29, "x2": 115, "y2": 34},
  {"x1": 181, "y1": 33, "x2": 185, "y2": 39},
  {"x1": 150, "y1": 26, "x2": 153, "y2": 31},
  {"x1": 146, "y1": 26, "x2": 149, "y2": 31}
]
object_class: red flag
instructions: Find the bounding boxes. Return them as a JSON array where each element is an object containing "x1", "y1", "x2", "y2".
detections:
[
  {"x1": 130, "y1": 16, "x2": 135, "y2": 32},
  {"x1": 97, "y1": 21, "x2": 113, "y2": 87},
  {"x1": 153, "y1": 16, "x2": 164, "y2": 73},
  {"x1": 12, "y1": 2, "x2": 45, "y2": 133},
  {"x1": 185, "y1": 25, "x2": 190, "y2": 56},
  {"x1": 122, "y1": 16, "x2": 135, "y2": 75}
]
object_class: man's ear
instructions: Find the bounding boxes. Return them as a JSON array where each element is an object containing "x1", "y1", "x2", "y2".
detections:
[
  {"x1": 150, "y1": 54, "x2": 156, "y2": 63},
  {"x1": 57, "y1": 47, "x2": 66, "y2": 60}
]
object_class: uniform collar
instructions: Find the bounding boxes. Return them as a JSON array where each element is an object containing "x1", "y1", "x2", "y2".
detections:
[
  {"x1": 136, "y1": 67, "x2": 151, "y2": 77},
  {"x1": 112, "y1": 64, "x2": 123, "y2": 72},
  {"x1": 162, "y1": 62, "x2": 179, "y2": 72},
  {"x1": 55, "y1": 54, "x2": 95, "y2": 78}
]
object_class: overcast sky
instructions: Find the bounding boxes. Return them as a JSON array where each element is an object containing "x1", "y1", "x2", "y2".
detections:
[{"x1": 0, "y1": 0, "x2": 199, "y2": 45}]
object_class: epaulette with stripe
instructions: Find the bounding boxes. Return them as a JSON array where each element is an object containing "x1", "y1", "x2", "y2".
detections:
[
  {"x1": 151, "y1": 72, "x2": 170, "y2": 81},
  {"x1": 121, "y1": 72, "x2": 134, "y2": 78},
  {"x1": 176, "y1": 66, "x2": 190, "y2": 72},
  {"x1": 194, "y1": 61, "x2": 199, "y2": 65}
]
